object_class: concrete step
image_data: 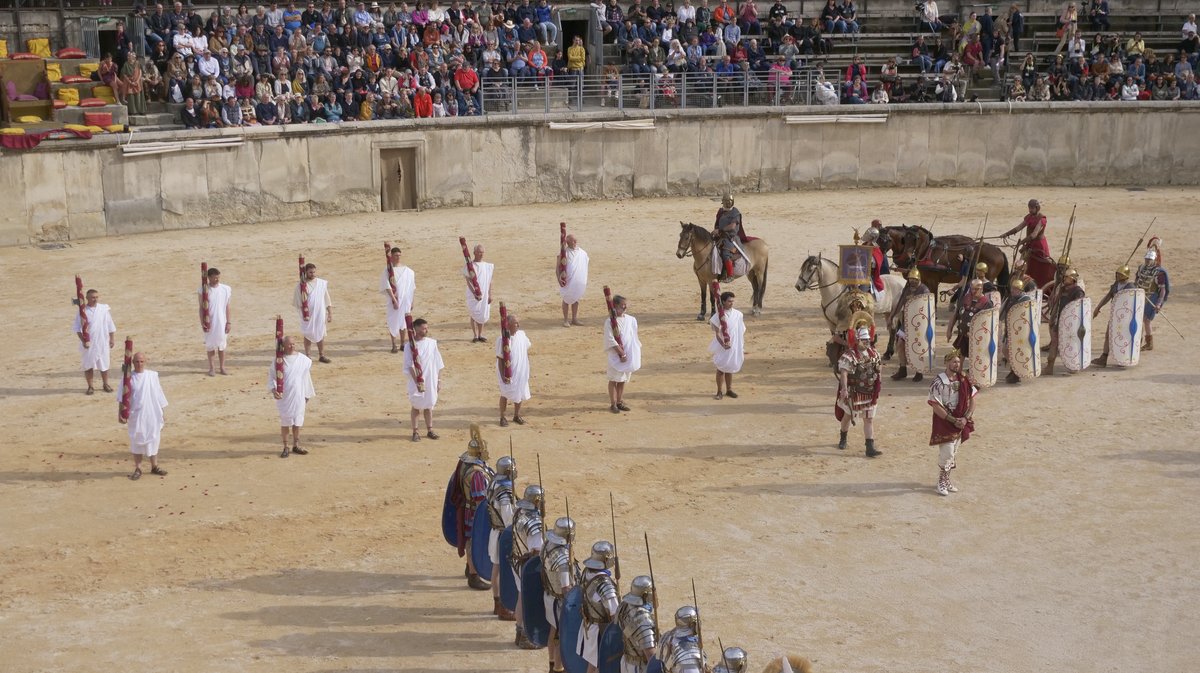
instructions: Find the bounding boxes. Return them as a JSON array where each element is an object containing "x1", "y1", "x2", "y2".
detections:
[
  {"x1": 125, "y1": 124, "x2": 180, "y2": 133},
  {"x1": 53, "y1": 104, "x2": 129, "y2": 126},
  {"x1": 129, "y1": 112, "x2": 176, "y2": 126}
]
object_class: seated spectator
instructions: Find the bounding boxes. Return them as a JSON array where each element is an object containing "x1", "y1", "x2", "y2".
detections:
[
  {"x1": 256, "y1": 93, "x2": 280, "y2": 123},
  {"x1": 1089, "y1": 0, "x2": 1109, "y2": 31},
  {"x1": 666, "y1": 38, "x2": 688, "y2": 73},
  {"x1": 413, "y1": 85, "x2": 434, "y2": 116},
  {"x1": 222, "y1": 95, "x2": 245, "y2": 125},
  {"x1": 325, "y1": 92, "x2": 344, "y2": 121},
  {"x1": 307, "y1": 93, "x2": 326, "y2": 121},
  {"x1": 912, "y1": 35, "x2": 933, "y2": 73},
  {"x1": 626, "y1": 38, "x2": 652, "y2": 75},
  {"x1": 962, "y1": 34, "x2": 984, "y2": 80},
  {"x1": 1126, "y1": 33, "x2": 1145, "y2": 63},
  {"x1": 839, "y1": 0, "x2": 860, "y2": 34},
  {"x1": 778, "y1": 34, "x2": 800, "y2": 69},
  {"x1": 879, "y1": 56, "x2": 900, "y2": 91},
  {"x1": 843, "y1": 74, "x2": 867, "y2": 103},
  {"x1": 870, "y1": 84, "x2": 888, "y2": 103},
  {"x1": 181, "y1": 97, "x2": 201, "y2": 127},
  {"x1": 821, "y1": 0, "x2": 844, "y2": 34},
  {"x1": 1120, "y1": 76, "x2": 1139, "y2": 100},
  {"x1": 738, "y1": 0, "x2": 761, "y2": 36},
  {"x1": 920, "y1": 0, "x2": 944, "y2": 33},
  {"x1": 1028, "y1": 75, "x2": 1050, "y2": 100},
  {"x1": 843, "y1": 55, "x2": 866, "y2": 83},
  {"x1": 814, "y1": 71, "x2": 839, "y2": 104},
  {"x1": 1007, "y1": 77, "x2": 1026, "y2": 101},
  {"x1": 723, "y1": 19, "x2": 741, "y2": 51},
  {"x1": 766, "y1": 59, "x2": 791, "y2": 98},
  {"x1": 1019, "y1": 52, "x2": 1037, "y2": 89}
]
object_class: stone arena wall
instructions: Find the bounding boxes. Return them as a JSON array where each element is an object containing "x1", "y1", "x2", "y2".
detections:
[{"x1": 3, "y1": 101, "x2": 1199, "y2": 247}]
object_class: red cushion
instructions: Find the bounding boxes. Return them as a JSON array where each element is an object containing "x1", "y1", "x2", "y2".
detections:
[
  {"x1": 61, "y1": 75, "x2": 91, "y2": 83},
  {"x1": 78, "y1": 97, "x2": 107, "y2": 107},
  {"x1": 53, "y1": 99, "x2": 67, "y2": 109},
  {"x1": 83, "y1": 111, "x2": 112, "y2": 126},
  {"x1": 55, "y1": 48, "x2": 87, "y2": 59},
  {"x1": 10, "y1": 52, "x2": 40, "y2": 60}
]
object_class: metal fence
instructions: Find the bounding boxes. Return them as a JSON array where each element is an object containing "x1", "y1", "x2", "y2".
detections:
[{"x1": 478, "y1": 69, "x2": 818, "y2": 115}]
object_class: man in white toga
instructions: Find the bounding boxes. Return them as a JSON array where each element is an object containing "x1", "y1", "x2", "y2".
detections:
[
  {"x1": 294, "y1": 261, "x2": 333, "y2": 363},
  {"x1": 199, "y1": 266, "x2": 232, "y2": 376},
  {"x1": 496, "y1": 312, "x2": 532, "y2": 426},
  {"x1": 119, "y1": 352, "x2": 168, "y2": 480},
  {"x1": 380, "y1": 246, "x2": 416, "y2": 353},
  {"x1": 558, "y1": 234, "x2": 589, "y2": 327},
  {"x1": 272, "y1": 335, "x2": 316, "y2": 458},
  {"x1": 709, "y1": 290, "x2": 746, "y2": 400},
  {"x1": 404, "y1": 317, "x2": 445, "y2": 441},
  {"x1": 74, "y1": 287, "x2": 117, "y2": 395},
  {"x1": 603, "y1": 294, "x2": 642, "y2": 414},
  {"x1": 465, "y1": 244, "x2": 494, "y2": 343}
]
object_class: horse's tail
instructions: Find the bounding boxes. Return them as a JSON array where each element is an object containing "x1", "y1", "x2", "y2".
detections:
[
  {"x1": 998, "y1": 254, "x2": 1011, "y2": 298},
  {"x1": 759, "y1": 255, "x2": 769, "y2": 306}
]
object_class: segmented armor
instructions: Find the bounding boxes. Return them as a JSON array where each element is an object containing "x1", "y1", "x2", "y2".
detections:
[
  {"x1": 617, "y1": 596, "x2": 657, "y2": 664},
  {"x1": 510, "y1": 502, "x2": 544, "y2": 568},
  {"x1": 657, "y1": 627, "x2": 705, "y2": 673},
  {"x1": 580, "y1": 569, "x2": 619, "y2": 624},
  {"x1": 541, "y1": 531, "x2": 573, "y2": 597},
  {"x1": 485, "y1": 477, "x2": 515, "y2": 530}
]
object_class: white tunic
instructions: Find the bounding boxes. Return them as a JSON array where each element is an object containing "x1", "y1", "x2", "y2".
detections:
[
  {"x1": 293, "y1": 278, "x2": 331, "y2": 343},
  {"x1": 496, "y1": 329, "x2": 532, "y2": 403},
  {"x1": 380, "y1": 265, "x2": 416, "y2": 337},
  {"x1": 73, "y1": 303, "x2": 116, "y2": 371},
  {"x1": 464, "y1": 260, "x2": 494, "y2": 324},
  {"x1": 557, "y1": 246, "x2": 590, "y2": 304},
  {"x1": 270, "y1": 353, "x2": 315, "y2": 426},
  {"x1": 199, "y1": 283, "x2": 232, "y2": 351},
  {"x1": 708, "y1": 307, "x2": 746, "y2": 374},
  {"x1": 603, "y1": 314, "x2": 642, "y2": 381},
  {"x1": 403, "y1": 337, "x2": 445, "y2": 409},
  {"x1": 120, "y1": 370, "x2": 167, "y2": 456}
]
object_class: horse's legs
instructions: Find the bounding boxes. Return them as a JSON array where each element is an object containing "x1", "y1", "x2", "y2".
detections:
[
  {"x1": 697, "y1": 281, "x2": 708, "y2": 321},
  {"x1": 883, "y1": 327, "x2": 897, "y2": 360}
]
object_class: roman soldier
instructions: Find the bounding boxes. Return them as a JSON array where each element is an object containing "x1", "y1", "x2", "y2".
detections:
[
  {"x1": 616, "y1": 575, "x2": 658, "y2": 673},
  {"x1": 656, "y1": 606, "x2": 707, "y2": 673},
  {"x1": 712, "y1": 193, "x2": 747, "y2": 282},
  {"x1": 511, "y1": 484, "x2": 545, "y2": 650},
  {"x1": 946, "y1": 278, "x2": 993, "y2": 357},
  {"x1": 836, "y1": 316, "x2": 883, "y2": 458},
  {"x1": 451, "y1": 424, "x2": 493, "y2": 590},
  {"x1": 1045, "y1": 267, "x2": 1085, "y2": 375},
  {"x1": 928, "y1": 349, "x2": 977, "y2": 497},
  {"x1": 1135, "y1": 241, "x2": 1169, "y2": 352},
  {"x1": 1090, "y1": 265, "x2": 1139, "y2": 367},
  {"x1": 890, "y1": 267, "x2": 931, "y2": 383},
  {"x1": 859, "y1": 227, "x2": 887, "y2": 303},
  {"x1": 1001, "y1": 277, "x2": 1035, "y2": 384},
  {"x1": 542, "y1": 516, "x2": 577, "y2": 673},
  {"x1": 486, "y1": 455, "x2": 518, "y2": 620},
  {"x1": 1001, "y1": 198, "x2": 1055, "y2": 289},
  {"x1": 714, "y1": 647, "x2": 749, "y2": 673},
  {"x1": 951, "y1": 260, "x2": 996, "y2": 305},
  {"x1": 579, "y1": 540, "x2": 620, "y2": 673}
]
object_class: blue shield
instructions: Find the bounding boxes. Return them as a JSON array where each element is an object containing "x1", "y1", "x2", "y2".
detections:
[
  {"x1": 558, "y1": 586, "x2": 589, "y2": 673},
  {"x1": 440, "y1": 473, "x2": 458, "y2": 548},
  {"x1": 498, "y1": 527, "x2": 518, "y2": 612},
  {"x1": 597, "y1": 622, "x2": 625, "y2": 673},
  {"x1": 646, "y1": 658, "x2": 665, "y2": 673},
  {"x1": 521, "y1": 556, "x2": 551, "y2": 648},
  {"x1": 470, "y1": 505, "x2": 493, "y2": 580}
]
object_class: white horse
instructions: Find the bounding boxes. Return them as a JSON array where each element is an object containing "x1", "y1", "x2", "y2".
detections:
[{"x1": 794, "y1": 253, "x2": 907, "y2": 358}]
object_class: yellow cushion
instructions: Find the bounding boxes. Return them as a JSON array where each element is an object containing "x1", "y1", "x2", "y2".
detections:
[
  {"x1": 63, "y1": 123, "x2": 90, "y2": 132},
  {"x1": 0, "y1": 39, "x2": 8, "y2": 60},
  {"x1": 46, "y1": 62, "x2": 62, "y2": 82},
  {"x1": 93, "y1": 85, "x2": 113, "y2": 98},
  {"x1": 0, "y1": 127, "x2": 25, "y2": 135},
  {"x1": 56, "y1": 88, "x2": 80, "y2": 105},
  {"x1": 17, "y1": 115, "x2": 42, "y2": 123},
  {"x1": 105, "y1": 124, "x2": 124, "y2": 132},
  {"x1": 78, "y1": 62, "x2": 99, "y2": 78},
  {"x1": 86, "y1": 125, "x2": 104, "y2": 133},
  {"x1": 26, "y1": 38, "x2": 51, "y2": 58}
]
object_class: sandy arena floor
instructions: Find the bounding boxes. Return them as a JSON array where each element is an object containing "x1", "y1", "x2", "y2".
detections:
[{"x1": 0, "y1": 187, "x2": 1196, "y2": 673}]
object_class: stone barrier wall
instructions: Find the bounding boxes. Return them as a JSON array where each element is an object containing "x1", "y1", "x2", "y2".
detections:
[{"x1": 2, "y1": 102, "x2": 1198, "y2": 247}]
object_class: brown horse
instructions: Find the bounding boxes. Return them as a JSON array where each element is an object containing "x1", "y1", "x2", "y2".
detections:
[
  {"x1": 898, "y1": 225, "x2": 1010, "y2": 302},
  {"x1": 676, "y1": 222, "x2": 769, "y2": 320}
]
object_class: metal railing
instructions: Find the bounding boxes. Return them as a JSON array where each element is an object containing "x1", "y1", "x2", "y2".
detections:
[{"x1": 478, "y1": 68, "x2": 817, "y2": 115}]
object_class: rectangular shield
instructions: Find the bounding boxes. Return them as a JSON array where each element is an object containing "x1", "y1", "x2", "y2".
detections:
[
  {"x1": 967, "y1": 306, "x2": 1000, "y2": 388},
  {"x1": 1108, "y1": 288, "x2": 1145, "y2": 367},
  {"x1": 1058, "y1": 297, "x2": 1092, "y2": 372},
  {"x1": 1005, "y1": 298, "x2": 1041, "y2": 380},
  {"x1": 902, "y1": 293, "x2": 937, "y2": 374}
]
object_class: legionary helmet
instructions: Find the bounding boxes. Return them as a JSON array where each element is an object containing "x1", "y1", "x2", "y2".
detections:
[
  {"x1": 630, "y1": 575, "x2": 654, "y2": 599},
  {"x1": 720, "y1": 647, "x2": 749, "y2": 673},
  {"x1": 494, "y1": 455, "x2": 517, "y2": 481},
  {"x1": 721, "y1": 193, "x2": 734, "y2": 208},
  {"x1": 1144, "y1": 249, "x2": 1157, "y2": 261},
  {"x1": 1010, "y1": 278, "x2": 1025, "y2": 292},
  {"x1": 466, "y1": 423, "x2": 489, "y2": 461},
  {"x1": 522, "y1": 484, "x2": 544, "y2": 511},
  {"x1": 975, "y1": 261, "x2": 989, "y2": 275},
  {"x1": 1057, "y1": 254, "x2": 1071, "y2": 267},
  {"x1": 583, "y1": 540, "x2": 617, "y2": 570},
  {"x1": 674, "y1": 606, "x2": 699, "y2": 630},
  {"x1": 1064, "y1": 267, "x2": 1080, "y2": 281},
  {"x1": 1116, "y1": 265, "x2": 1131, "y2": 280},
  {"x1": 862, "y1": 227, "x2": 880, "y2": 243},
  {"x1": 906, "y1": 267, "x2": 921, "y2": 281},
  {"x1": 553, "y1": 517, "x2": 576, "y2": 542}
]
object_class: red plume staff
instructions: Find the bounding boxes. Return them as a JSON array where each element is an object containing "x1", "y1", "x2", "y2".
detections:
[
  {"x1": 298, "y1": 255, "x2": 310, "y2": 321},
  {"x1": 557, "y1": 222, "x2": 569, "y2": 288},
  {"x1": 74, "y1": 275, "x2": 90, "y2": 347},
  {"x1": 460, "y1": 236, "x2": 483, "y2": 301},
  {"x1": 384, "y1": 242, "x2": 399, "y2": 309},
  {"x1": 603, "y1": 286, "x2": 624, "y2": 351},
  {"x1": 274, "y1": 317, "x2": 285, "y2": 395},
  {"x1": 405, "y1": 312, "x2": 425, "y2": 392},
  {"x1": 710, "y1": 280, "x2": 730, "y2": 348},
  {"x1": 118, "y1": 337, "x2": 133, "y2": 422},
  {"x1": 200, "y1": 262, "x2": 211, "y2": 332},
  {"x1": 499, "y1": 302, "x2": 513, "y2": 384}
]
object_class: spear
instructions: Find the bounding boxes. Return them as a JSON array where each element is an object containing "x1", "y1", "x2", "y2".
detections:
[
  {"x1": 609, "y1": 492, "x2": 621, "y2": 585},
  {"x1": 565, "y1": 496, "x2": 578, "y2": 584},
  {"x1": 1122, "y1": 218, "x2": 1156, "y2": 267},
  {"x1": 644, "y1": 532, "x2": 660, "y2": 640},
  {"x1": 536, "y1": 452, "x2": 545, "y2": 517},
  {"x1": 719, "y1": 637, "x2": 731, "y2": 673},
  {"x1": 692, "y1": 578, "x2": 704, "y2": 653},
  {"x1": 1061, "y1": 204, "x2": 1078, "y2": 259}
]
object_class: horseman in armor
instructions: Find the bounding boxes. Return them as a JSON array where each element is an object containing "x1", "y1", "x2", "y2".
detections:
[
  {"x1": 511, "y1": 484, "x2": 545, "y2": 650},
  {"x1": 579, "y1": 540, "x2": 620, "y2": 673},
  {"x1": 859, "y1": 227, "x2": 887, "y2": 304},
  {"x1": 452, "y1": 424, "x2": 494, "y2": 590},
  {"x1": 656, "y1": 606, "x2": 707, "y2": 673},
  {"x1": 542, "y1": 516, "x2": 577, "y2": 672},
  {"x1": 836, "y1": 318, "x2": 883, "y2": 458},
  {"x1": 486, "y1": 456, "x2": 518, "y2": 620},
  {"x1": 712, "y1": 194, "x2": 750, "y2": 282},
  {"x1": 616, "y1": 575, "x2": 657, "y2": 673},
  {"x1": 1045, "y1": 267, "x2": 1085, "y2": 375},
  {"x1": 890, "y1": 267, "x2": 931, "y2": 383},
  {"x1": 1090, "y1": 265, "x2": 1138, "y2": 368},
  {"x1": 1135, "y1": 240, "x2": 1169, "y2": 352}
]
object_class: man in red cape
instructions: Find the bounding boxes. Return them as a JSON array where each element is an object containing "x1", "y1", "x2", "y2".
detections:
[{"x1": 928, "y1": 349, "x2": 976, "y2": 496}]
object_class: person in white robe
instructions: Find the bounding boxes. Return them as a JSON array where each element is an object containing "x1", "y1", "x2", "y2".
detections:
[
  {"x1": 464, "y1": 244, "x2": 494, "y2": 342},
  {"x1": 293, "y1": 262, "x2": 333, "y2": 363},
  {"x1": 603, "y1": 294, "x2": 642, "y2": 413},
  {"x1": 380, "y1": 246, "x2": 416, "y2": 353},
  {"x1": 558, "y1": 235, "x2": 589, "y2": 327},
  {"x1": 271, "y1": 336, "x2": 316, "y2": 458},
  {"x1": 496, "y1": 313, "x2": 532, "y2": 426},
  {"x1": 118, "y1": 352, "x2": 168, "y2": 480},
  {"x1": 73, "y1": 288, "x2": 117, "y2": 395},
  {"x1": 199, "y1": 266, "x2": 232, "y2": 376},
  {"x1": 403, "y1": 318, "x2": 445, "y2": 441},
  {"x1": 709, "y1": 291, "x2": 746, "y2": 399}
]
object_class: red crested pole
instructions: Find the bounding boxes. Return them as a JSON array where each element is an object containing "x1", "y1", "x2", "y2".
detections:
[
  {"x1": 557, "y1": 222, "x2": 568, "y2": 288},
  {"x1": 710, "y1": 281, "x2": 730, "y2": 348},
  {"x1": 460, "y1": 236, "x2": 483, "y2": 300},
  {"x1": 405, "y1": 312, "x2": 425, "y2": 392},
  {"x1": 75, "y1": 275, "x2": 90, "y2": 347},
  {"x1": 274, "y1": 317, "x2": 285, "y2": 395},
  {"x1": 118, "y1": 337, "x2": 133, "y2": 422},
  {"x1": 384, "y1": 243, "x2": 399, "y2": 310},
  {"x1": 299, "y1": 255, "x2": 310, "y2": 321},
  {"x1": 500, "y1": 302, "x2": 513, "y2": 384},
  {"x1": 200, "y1": 262, "x2": 211, "y2": 332},
  {"x1": 604, "y1": 286, "x2": 624, "y2": 351}
]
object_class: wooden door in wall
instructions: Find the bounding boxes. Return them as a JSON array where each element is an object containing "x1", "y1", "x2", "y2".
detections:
[{"x1": 380, "y1": 148, "x2": 418, "y2": 211}]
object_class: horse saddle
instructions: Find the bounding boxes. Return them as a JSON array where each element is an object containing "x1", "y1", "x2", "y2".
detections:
[{"x1": 711, "y1": 241, "x2": 751, "y2": 280}]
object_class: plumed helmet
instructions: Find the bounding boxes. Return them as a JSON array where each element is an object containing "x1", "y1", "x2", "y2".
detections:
[
  {"x1": 721, "y1": 647, "x2": 749, "y2": 673},
  {"x1": 583, "y1": 540, "x2": 616, "y2": 570},
  {"x1": 630, "y1": 575, "x2": 654, "y2": 598},
  {"x1": 494, "y1": 455, "x2": 517, "y2": 481},
  {"x1": 466, "y1": 423, "x2": 488, "y2": 460},
  {"x1": 522, "y1": 484, "x2": 544, "y2": 511},
  {"x1": 1057, "y1": 254, "x2": 1072, "y2": 267},
  {"x1": 1116, "y1": 265, "x2": 1131, "y2": 280},
  {"x1": 1010, "y1": 278, "x2": 1025, "y2": 292},
  {"x1": 674, "y1": 605, "x2": 699, "y2": 629},
  {"x1": 553, "y1": 516, "x2": 576, "y2": 542},
  {"x1": 721, "y1": 193, "x2": 734, "y2": 208},
  {"x1": 1144, "y1": 249, "x2": 1157, "y2": 261},
  {"x1": 906, "y1": 267, "x2": 921, "y2": 281}
]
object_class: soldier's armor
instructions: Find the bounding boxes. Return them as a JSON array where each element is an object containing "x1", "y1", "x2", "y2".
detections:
[
  {"x1": 511, "y1": 503, "x2": 543, "y2": 566},
  {"x1": 1135, "y1": 264, "x2": 1159, "y2": 294},
  {"x1": 485, "y1": 479, "x2": 515, "y2": 530},
  {"x1": 715, "y1": 207, "x2": 743, "y2": 259},
  {"x1": 541, "y1": 532, "x2": 572, "y2": 597},
  {"x1": 580, "y1": 569, "x2": 619, "y2": 624},
  {"x1": 617, "y1": 597, "x2": 657, "y2": 664},
  {"x1": 841, "y1": 348, "x2": 881, "y2": 398},
  {"x1": 658, "y1": 628, "x2": 705, "y2": 673},
  {"x1": 457, "y1": 458, "x2": 493, "y2": 503}
]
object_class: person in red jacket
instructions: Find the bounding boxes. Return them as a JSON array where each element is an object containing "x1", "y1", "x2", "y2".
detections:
[{"x1": 413, "y1": 86, "x2": 433, "y2": 117}]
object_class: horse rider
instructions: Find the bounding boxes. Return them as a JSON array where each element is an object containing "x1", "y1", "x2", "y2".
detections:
[
  {"x1": 616, "y1": 575, "x2": 658, "y2": 673},
  {"x1": 1000, "y1": 277, "x2": 1034, "y2": 384},
  {"x1": 860, "y1": 227, "x2": 887, "y2": 304},
  {"x1": 1135, "y1": 241, "x2": 1169, "y2": 352},
  {"x1": 713, "y1": 194, "x2": 749, "y2": 282},
  {"x1": 1090, "y1": 265, "x2": 1137, "y2": 368},
  {"x1": 946, "y1": 278, "x2": 993, "y2": 357},
  {"x1": 1045, "y1": 267, "x2": 1085, "y2": 375},
  {"x1": 890, "y1": 267, "x2": 931, "y2": 383},
  {"x1": 1001, "y1": 198, "x2": 1055, "y2": 289}
]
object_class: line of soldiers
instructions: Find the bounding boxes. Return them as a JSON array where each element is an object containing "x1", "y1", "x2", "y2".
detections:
[{"x1": 443, "y1": 424, "x2": 755, "y2": 673}]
